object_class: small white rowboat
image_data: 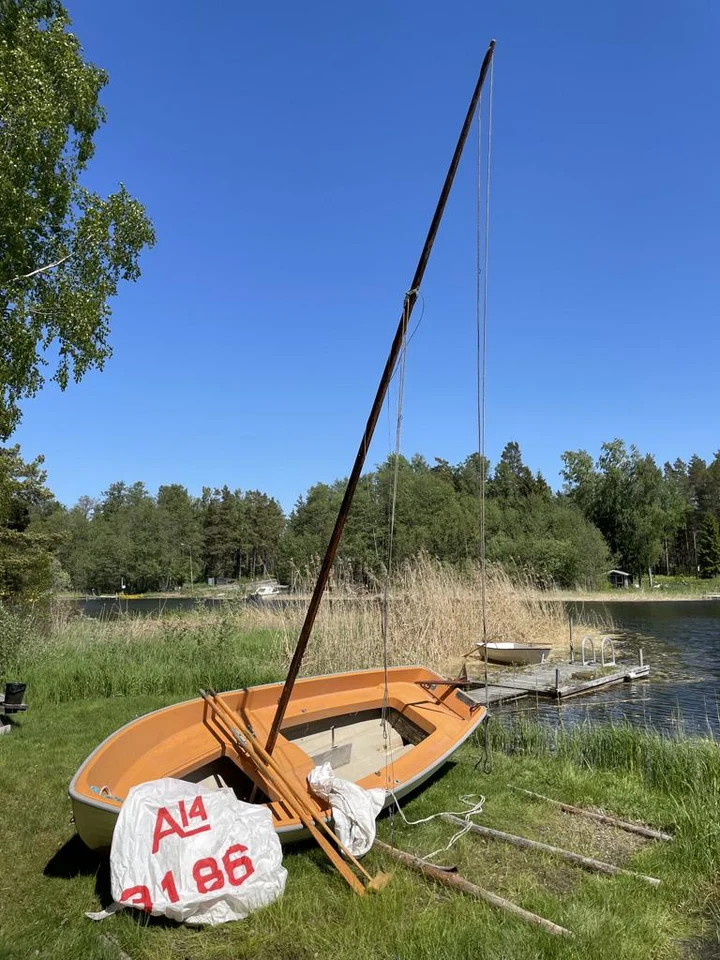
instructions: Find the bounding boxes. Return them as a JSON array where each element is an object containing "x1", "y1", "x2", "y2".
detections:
[{"x1": 476, "y1": 642, "x2": 552, "y2": 666}]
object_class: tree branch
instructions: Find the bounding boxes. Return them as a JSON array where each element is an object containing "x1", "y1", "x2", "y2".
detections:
[{"x1": 8, "y1": 253, "x2": 72, "y2": 285}]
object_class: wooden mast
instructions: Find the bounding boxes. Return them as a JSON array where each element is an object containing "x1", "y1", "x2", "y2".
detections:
[{"x1": 265, "y1": 40, "x2": 497, "y2": 755}]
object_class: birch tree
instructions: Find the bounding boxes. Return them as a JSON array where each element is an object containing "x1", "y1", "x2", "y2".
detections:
[{"x1": 0, "y1": 0, "x2": 155, "y2": 437}]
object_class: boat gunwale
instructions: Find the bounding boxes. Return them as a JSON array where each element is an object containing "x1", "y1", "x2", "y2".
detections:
[{"x1": 71, "y1": 702, "x2": 486, "y2": 837}]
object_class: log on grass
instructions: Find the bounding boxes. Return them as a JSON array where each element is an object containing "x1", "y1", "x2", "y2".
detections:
[
  {"x1": 443, "y1": 815, "x2": 661, "y2": 887},
  {"x1": 508, "y1": 786, "x2": 673, "y2": 842},
  {"x1": 373, "y1": 839, "x2": 572, "y2": 938}
]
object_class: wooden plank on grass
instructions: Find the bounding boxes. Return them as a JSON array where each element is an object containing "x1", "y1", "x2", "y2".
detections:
[
  {"x1": 509, "y1": 786, "x2": 672, "y2": 841},
  {"x1": 374, "y1": 839, "x2": 573, "y2": 938},
  {"x1": 443, "y1": 815, "x2": 661, "y2": 887}
]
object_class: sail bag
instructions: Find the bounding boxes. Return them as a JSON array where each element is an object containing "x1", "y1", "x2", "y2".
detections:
[{"x1": 87, "y1": 778, "x2": 286, "y2": 925}]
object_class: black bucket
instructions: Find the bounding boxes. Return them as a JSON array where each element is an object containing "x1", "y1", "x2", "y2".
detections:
[{"x1": 4, "y1": 682, "x2": 26, "y2": 706}]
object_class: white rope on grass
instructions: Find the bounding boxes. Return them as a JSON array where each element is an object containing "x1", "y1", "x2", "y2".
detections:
[{"x1": 387, "y1": 791, "x2": 486, "y2": 865}]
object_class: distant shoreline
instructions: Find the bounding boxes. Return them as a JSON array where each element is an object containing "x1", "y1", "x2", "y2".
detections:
[
  {"x1": 60, "y1": 589, "x2": 720, "y2": 604},
  {"x1": 539, "y1": 591, "x2": 720, "y2": 603}
]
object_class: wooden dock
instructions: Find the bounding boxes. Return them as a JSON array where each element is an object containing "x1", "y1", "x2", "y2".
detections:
[{"x1": 463, "y1": 656, "x2": 650, "y2": 707}]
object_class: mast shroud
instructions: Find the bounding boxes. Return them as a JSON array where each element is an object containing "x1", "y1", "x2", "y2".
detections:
[{"x1": 265, "y1": 39, "x2": 497, "y2": 755}]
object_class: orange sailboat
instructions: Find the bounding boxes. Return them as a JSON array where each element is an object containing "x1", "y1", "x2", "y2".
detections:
[
  {"x1": 70, "y1": 667, "x2": 485, "y2": 851},
  {"x1": 70, "y1": 41, "x2": 496, "y2": 853}
]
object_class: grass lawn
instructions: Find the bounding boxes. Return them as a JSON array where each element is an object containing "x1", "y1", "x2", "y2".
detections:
[
  {"x1": 2, "y1": 697, "x2": 720, "y2": 959},
  {"x1": 1, "y1": 614, "x2": 719, "y2": 959},
  {"x1": 548, "y1": 574, "x2": 720, "y2": 601}
]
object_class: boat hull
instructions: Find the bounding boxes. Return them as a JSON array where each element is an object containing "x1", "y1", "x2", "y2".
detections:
[{"x1": 70, "y1": 666, "x2": 485, "y2": 851}]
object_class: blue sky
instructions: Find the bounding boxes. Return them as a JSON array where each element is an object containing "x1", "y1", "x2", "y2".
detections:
[{"x1": 13, "y1": 0, "x2": 720, "y2": 512}]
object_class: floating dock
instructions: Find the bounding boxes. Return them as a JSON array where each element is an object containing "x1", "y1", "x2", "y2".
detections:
[{"x1": 463, "y1": 650, "x2": 649, "y2": 707}]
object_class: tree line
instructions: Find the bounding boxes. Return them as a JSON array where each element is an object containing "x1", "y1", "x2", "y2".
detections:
[{"x1": 1, "y1": 438, "x2": 719, "y2": 599}]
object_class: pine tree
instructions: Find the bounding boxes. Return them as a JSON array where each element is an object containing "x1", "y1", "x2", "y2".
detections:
[{"x1": 697, "y1": 513, "x2": 720, "y2": 579}]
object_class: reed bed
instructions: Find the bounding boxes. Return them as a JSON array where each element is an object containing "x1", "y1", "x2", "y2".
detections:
[
  {"x1": 491, "y1": 712, "x2": 720, "y2": 787},
  {"x1": 0, "y1": 601, "x2": 284, "y2": 704},
  {"x1": 266, "y1": 556, "x2": 607, "y2": 677},
  {"x1": 1, "y1": 558, "x2": 606, "y2": 703}
]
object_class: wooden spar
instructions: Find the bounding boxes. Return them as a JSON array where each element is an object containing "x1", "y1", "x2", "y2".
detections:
[
  {"x1": 442, "y1": 815, "x2": 662, "y2": 887},
  {"x1": 508, "y1": 787, "x2": 673, "y2": 842},
  {"x1": 264, "y1": 39, "x2": 497, "y2": 756},
  {"x1": 203, "y1": 691, "x2": 374, "y2": 877},
  {"x1": 373, "y1": 840, "x2": 573, "y2": 938}
]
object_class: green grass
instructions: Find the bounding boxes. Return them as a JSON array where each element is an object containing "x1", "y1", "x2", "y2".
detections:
[
  {"x1": 550, "y1": 573, "x2": 720, "y2": 600},
  {"x1": 0, "y1": 605, "x2": 285, "y2": 703},
  {"x1": 646, "y1": 574, "x2": 720, "y2": 596},
  {"x1": 1, "y1": 612, "x2": 720, "y2": 958}
]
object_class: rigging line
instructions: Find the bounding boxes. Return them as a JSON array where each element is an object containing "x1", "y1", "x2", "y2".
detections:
[
  {"x1": 386, "y1": 293, "x2": 423, "y2": 454},
  {"x1": 478, "y1": 58, "x2": 494, "y2": 649},
  {"x1": 381, "y1": 295, "x2": 410, "y2": 839},
  {"x1": 388, "y1": 291, "x2": 426, "y2": 384},
  {"x1": 476, "y1": 56, "x2": 494, "y2": 772},
  {"x1": 476, "y1": 92, "x2": 486, "y2": 651},
  {"x1": 403, "y1": 290, "x2": 426, "y2": 352},
  {"x1": 387, "y1": 791, "x2": 486, "y2": 865}
]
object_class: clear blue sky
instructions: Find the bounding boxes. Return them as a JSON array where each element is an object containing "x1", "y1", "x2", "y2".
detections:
[{"x1": 13, "y1": 0, "x2": 720, "y2": 512}]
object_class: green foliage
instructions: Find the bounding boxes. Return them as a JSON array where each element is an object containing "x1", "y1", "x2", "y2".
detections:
[
  {"x1": 562, "y1": 440, "x2": 683, "y2": 582},
  {"x1": 13, "y1": 613, "x2": 284, "y2": 703},
  {"x1": 0, "y1": 444, "x2": 57, "y2": 598},
  {"x1": 28, "y1": 478, "x2": 287, "y2": 593},
  {"x1": 21, "y1": 436, "x2": 720, "y2": 596},
  {"x1": 280, "y1": 444, "x2": 608, "y2": 588},
  {"x1": 0, "y1": 0, "x2": 155, "y2": 437},
  {"x1": 697, "y1": 512, "x2": 720, "y2": 579},
  {"x1": 0, "y1": 601, "x2": 36, "y2": 678}
]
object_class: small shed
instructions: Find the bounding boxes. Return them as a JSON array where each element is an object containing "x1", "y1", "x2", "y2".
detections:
[{"x1": 608, "y1": 569, "x2": 631, "y2": 589}]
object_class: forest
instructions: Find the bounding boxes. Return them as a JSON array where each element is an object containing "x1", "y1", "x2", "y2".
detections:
[{"x1": 1, "y1": 438, "x2": 720, "y2": 598}]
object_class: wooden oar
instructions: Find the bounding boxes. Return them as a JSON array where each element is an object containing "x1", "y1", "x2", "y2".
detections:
[
  {"x1": 508, "y1": 786, "x2": 673, "y2": 842},
  {"x1": 200, "y1": 690, "x2": 391, "y2": 893},
  {"x1": 200, "y1": 690, "x2": 367, "y2": 895},
  {"x1": 203, "y1": 689, "x2": 391, "y2": 889},
  {"x1": 204, "y1": 690, "x2": 368, "y2": 871}
]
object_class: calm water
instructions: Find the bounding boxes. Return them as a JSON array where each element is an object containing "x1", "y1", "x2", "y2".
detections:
[
  {"x1": 78, "y1": 596, "x2": 230, "y2": 618},
  {"x1": 518, "y1": 600, "x2": 720, "y2": 737},
  {"x1": 75, "y1": 596, "x2": 720, "y2": 736}
]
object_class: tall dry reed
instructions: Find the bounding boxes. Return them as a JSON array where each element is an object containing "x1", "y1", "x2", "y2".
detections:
[{"x1": 252, "y1": 555, "x2": 607, "y2": 677}]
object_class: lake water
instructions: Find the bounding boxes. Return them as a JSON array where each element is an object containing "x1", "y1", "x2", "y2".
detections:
[
  {"x1": 75, "y1": 596, "x2": 720, "y2": 737},
  {"x1": 78, "y1": 596, "x2": 231, "y2": 618},
  {"x1": 76, "y1": 595, "x2": 301, "y2": 618},
  {"x1": 515, "y1": 600, "x2": 720, "y2": 737}
]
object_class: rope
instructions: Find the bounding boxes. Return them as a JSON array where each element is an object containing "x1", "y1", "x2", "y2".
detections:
[
  {"x1": 476, "y1": 57, "x2": 494, "y2": 773},
  {"x1": 381, "y1": 292, "x2": 411, "y2": 845},
  {"x1": 388, "y1": 791, "x2": 485, "y2": 864}
]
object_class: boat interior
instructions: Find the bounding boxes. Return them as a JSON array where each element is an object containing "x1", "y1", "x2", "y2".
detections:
[{"x1": 181, "y1": 706, "x2": 428, "y2": 802}]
